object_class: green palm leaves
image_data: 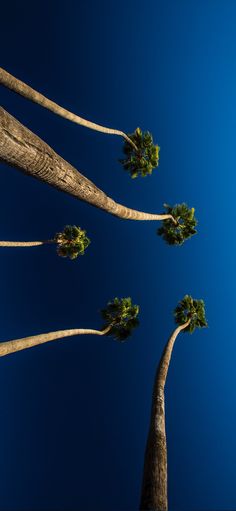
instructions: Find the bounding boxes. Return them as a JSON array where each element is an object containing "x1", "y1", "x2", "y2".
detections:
[
  {"x1": 55, "y1": 225, "x2": 90, "y2": 260},
  {"x1": 120, "y1": 127, "x2": 160, "y2": 178},
  {"x1": 157, "y1": 203, "x2": 197, "y2": 245},
  {"x1": 175, "y1": 295, "x2": 208, "y2": 333},
  {"x1": 101, "y1": 297, "x2": 140, "y2": 342}
]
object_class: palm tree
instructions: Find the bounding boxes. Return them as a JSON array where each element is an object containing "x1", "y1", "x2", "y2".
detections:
[
  {"x1": 0, "y1": 225, "x2": 90, "y2": 260},
  {"x1": 0, "y1": 108, "x2": 196, "y2": 244},
  {"x1": 140, "y1": 295, "x2": 207, "y2": 511},
  {"x1": 120, "y1": 127, "x2": 160, "y2": 178},
  {"x1": 0, "y1": 67, "x2": 159, "y2": 177},
  {"x1": 0, "y1": 297, "x2": 139, "y2": 357},
  {"x1": 157, "y1": 203, "x2": 197, "y2": 245}
]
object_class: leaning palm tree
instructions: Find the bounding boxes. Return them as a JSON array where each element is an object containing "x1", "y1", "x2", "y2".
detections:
[
  {"x1": 0, "y1": 108, "x2": 196, "y2": 244},
  {"x1": 140, "y1": 295, "x2": 207, "y2": 511},
  {"x1": 0, "y1": 297, "x2": 139, "y2": 357},
  {"x1": 0, "y1": 67, "x2": 159, "y2": 178},
  {"x1": 0, "y1": 225, "x2": 90, "y2": 260}
]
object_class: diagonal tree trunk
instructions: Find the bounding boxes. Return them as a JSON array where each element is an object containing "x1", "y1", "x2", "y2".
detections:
[
  {"x1": 140, "y1": 319, "x2": 190, "y2": 511},
  {"x1": 0, "y1": 107, "x2": 175, "y2": 223},
  {"x1": 0, "y1": 67, "x2": 137, "y2": 150},
  {"x1": 0, "y1": 325, "x2": 111, "y2": 357}
]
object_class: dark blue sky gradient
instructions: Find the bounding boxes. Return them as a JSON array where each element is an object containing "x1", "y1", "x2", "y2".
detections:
[{"x1": 1, "y1": 1, "x2": 236, "y2": 510}]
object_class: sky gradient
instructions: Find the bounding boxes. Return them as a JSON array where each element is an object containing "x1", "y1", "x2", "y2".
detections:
[{"x1": 1, "y1": 1, "x2": 236, "y2": 510}]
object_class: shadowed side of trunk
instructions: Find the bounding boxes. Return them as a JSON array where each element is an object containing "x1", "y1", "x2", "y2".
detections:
[
  {"x1": 140, "y1": 321, "x2": 190, "y2": 511},
  {"x1": 0, "y1": 108, "x2": 174, "y2": 223}
]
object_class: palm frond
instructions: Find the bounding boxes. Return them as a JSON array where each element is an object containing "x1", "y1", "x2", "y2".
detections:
[
  {"x1": 101, "y1": 297, "x2": 140, "y2": 341},
  {"x1": 120, "y1": 127, "x2": 160, "y2": 178}
]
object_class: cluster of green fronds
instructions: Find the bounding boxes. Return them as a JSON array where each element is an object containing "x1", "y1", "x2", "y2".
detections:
[
  {"x1": 55, "y1": 225, "x2": 90, "y2": 260},
  {"x1": 120, "y1": 127, "x2": 160, "y2": 178},
  {"x1": 101, "y1": 297, "x2": 139, "y2": 341},
  {"x1": 157, "y1": 203, "x2": 197, "y2": 245},
  {"x1": 174, "y1": 295, "x2": 208, "y2": 333}
]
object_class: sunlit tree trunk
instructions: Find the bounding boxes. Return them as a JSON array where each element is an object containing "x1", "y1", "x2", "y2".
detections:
[
  {"x1": 0, "y1": 67, "x2": 137, "y2": 150},
  {"x1": 140, "y1": 320, "x2": 190, "y2": 511},
  {"x1": 0, "y1": 325, "x2": 111, "y2": 357},
  {"x1": 0, "y1": 107, "x2": 174, "y2": 223},
  {"x1": 0, "y1": 240, "x2": 53, "y2": 247}
]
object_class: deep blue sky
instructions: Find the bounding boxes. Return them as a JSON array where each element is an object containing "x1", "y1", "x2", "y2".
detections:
[{"x1": 1, "y1": 1, "x2": 236, "y2": 510}]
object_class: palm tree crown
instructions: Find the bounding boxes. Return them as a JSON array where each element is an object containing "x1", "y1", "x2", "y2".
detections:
[
  {"x1": 55, "y1": 225, "x2": 90, "y2": 259},
  {"x1": 120, "y1": 127, "x2": 160, "y2": 178},
  {"x1": 101, "y1": 297, "x2": 139, "y2": 341},
  {"x1": 157, "y1": 203, "x2": 197, "y2": 245},
  {"x1": 174, "y1": 295, "x2": 208, "y2": 333}
]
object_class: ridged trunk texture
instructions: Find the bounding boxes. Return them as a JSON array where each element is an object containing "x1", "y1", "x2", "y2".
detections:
[
  {"x1": 0, "y1": 326, "x2": 111, "y2": 357},
  {"x1": 0, "y1": 67, "x2": 137, "y2": 150},
  {"x1": 140, "y1": 320, "x2": 190, "y2": 511},
  {"x1": 0, "y1": 240, "x2": 51, "y2": 247},
  {"x1": 0, "y1": 107, "x2": 174, "y2": 223}
]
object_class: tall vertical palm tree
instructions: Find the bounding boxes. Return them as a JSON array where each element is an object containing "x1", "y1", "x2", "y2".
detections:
[
  {"x1": 0, "y1": 67, "x2": 159, "y2": 177},
  {"x1": 0, "y1": 108, "x2": 197, "y2": 244},
  {"x1": 0, "y1": 297, "x2": 139, "y2": 357},
  {"x1": 0, "y1": 225, "x2": 90, "y2": 260},
  {"x1": 140, "y1": 295, "x2": 207, "y2": 511}
]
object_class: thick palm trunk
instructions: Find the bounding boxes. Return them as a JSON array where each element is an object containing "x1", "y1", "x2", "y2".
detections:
[
  {"x1": 0, "y1": 67, "x2": 137, "y2": 150},
  {"x1": 0, "y1": 240, "x2": 52, "y2": 247},
  {"x1": 0, "y1": 107, "x2": 174, "y2": 223},
  {"x1": 0, "y1": 325, "x2": 111, "y2": 357},
  {"x1": 140, "y1": 320, "x2": 190, "y2": 511}
]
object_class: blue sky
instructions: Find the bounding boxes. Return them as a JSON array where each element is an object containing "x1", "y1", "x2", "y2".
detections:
[{"x1": 1, "y1": 0, "x2": 236, "y2": 510}]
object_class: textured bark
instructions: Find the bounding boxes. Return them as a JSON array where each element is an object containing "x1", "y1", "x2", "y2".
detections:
[
  {"x1": 140, "y1": 320, "x2": 190, "y2": 511},
  {"x1": 0, "y1": 107, "x2": 174, "y2": 223},
  {"x1": 0, "y1": 240, "x2": 52, "y2": 247},
  {"x1": 0, "y1": 325, "x2": 111, "y2": 357},
  {"x1": 0, "y1": 67, "x2": 137, "y2": 150}
]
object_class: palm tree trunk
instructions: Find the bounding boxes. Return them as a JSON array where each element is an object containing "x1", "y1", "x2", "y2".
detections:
[
  {"x1": 0, "y1": 240, "x2": 53, "y2": 247},
  {"x1": 0, "y1": 67, "x2": 137, "y2": 150},
  {"x1": 0, "y1": 325, "x2": 111, "y2": 357},
  {"x1": 140, "y1": 319, "x2": 190, "y2": 511},
  {"x1": 0, "y1": 107, "x2": 175, "y2": 223}
]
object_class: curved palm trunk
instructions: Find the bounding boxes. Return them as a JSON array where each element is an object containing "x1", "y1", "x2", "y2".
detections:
[
  {"x1": 0, "y1": 107, "x2": 174, "y2": 223},
  {"x1": 0, "y1": 240, "x2": 53, "y2": 247},
  {"x1": 140, "y1": 319, "x2": 190, "y2": 511},
  {"x1": 0, "y1": 67, "x2": 137, "y2": 150},
  {"x1": 0, "y1": 325, "x2": 111, "y2": 357}
]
